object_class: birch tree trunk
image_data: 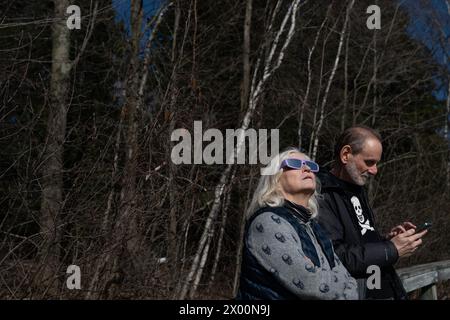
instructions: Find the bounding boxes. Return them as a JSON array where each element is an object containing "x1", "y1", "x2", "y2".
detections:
[
  {"x1": 311, "y1": 0, "x2": 355, "y2": 161},
  {"x1": 85, "y1": 1, "x2": 171, "y2": 298},
  {"x1": 180, "y1": 0, "x2": 304, "y2": 300},
  {"x1": 298, "y1": 6, "x2": 329, "y2": 149},
  {"x1": 119, "y1": 0, "x2": 172, "y2": 268},
  {"x1": 38, "y1": 0, "x2": 72, "y2": 295},
  {"x1": 119, "y1": 0, "x2": 143, "y2": 257},
  {"x1": 446, "y1": 78, "x2": 450, "y2": 190},
  {"x1": 445, "y1": 0, "x2": 450, "y2": 190},
  {"x1": 241, "y1": 0, "x2": 253, "y2": 112},
  {"x1": 98, "y1": 0, "x2": 144, "y2": 298},
  {"x1": 207, "y1": 172, "x2": 234, "y2": 290},
  {"x1": 39, "y1": 0, "x2": 98, "y2": 297},
  {"x1": 308, "y1": 15, "x2": 336, "y2": 156},
  {"x1": 167, "y1": 0, "x2": 181, "y2": 285},
  {"x1": 232, "y1": 0, "x2": 254, "y2": 296},
  {"x1": 372, "y1": 27, "x2": 377, "y2": 127},
  {"x1": 341, "y1": 29, "x2": 350, "y2": 131},
  {"x1": 368, "y1": 25, "x2": 378, "y2": 199}
]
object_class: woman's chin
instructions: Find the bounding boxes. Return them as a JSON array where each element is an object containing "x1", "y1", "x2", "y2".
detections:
[
  {"x1": 300, "y1": 181, "x2": 316, "y2": 192},
  {"x1": 293, "y1": 187, "x2": 315, "y2": 196}
]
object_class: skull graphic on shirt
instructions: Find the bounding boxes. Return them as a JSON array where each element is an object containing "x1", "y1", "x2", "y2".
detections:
[
  {"x1": 350, "y1": 196, "x2": 375, "y2": 235},
  {"x1": 351, "y1": 196, "x2": 365, "y2": 223}
]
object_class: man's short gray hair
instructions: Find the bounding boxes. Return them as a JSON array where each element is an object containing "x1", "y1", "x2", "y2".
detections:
[{"x1": 333, "y1": 125, "x2": 382, "y2": 165}]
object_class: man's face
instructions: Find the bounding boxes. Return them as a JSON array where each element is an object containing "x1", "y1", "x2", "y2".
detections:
[{"x1": 345, "y1": 139, "x2": 382, "y2": 186}]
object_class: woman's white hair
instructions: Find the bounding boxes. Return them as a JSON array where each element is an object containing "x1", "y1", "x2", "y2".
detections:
[{"x1": 246, "y1": 147, "x2": 321, "y2": 219}]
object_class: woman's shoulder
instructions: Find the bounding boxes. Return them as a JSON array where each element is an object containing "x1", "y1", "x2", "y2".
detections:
[
  {"x1": 248, "y1": 206, "x2": 299, "y2": 232},
  {"x1": 250, "y1": 205, "x2": 289, "y2": 220},
  {"x1": 247, "y1": 209, "x2": 299, "y2": 244}
]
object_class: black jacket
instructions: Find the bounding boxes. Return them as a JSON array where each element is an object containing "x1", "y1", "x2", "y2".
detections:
[{"x1": 317, "y1": 170, "x2": 407, "y2": 299}]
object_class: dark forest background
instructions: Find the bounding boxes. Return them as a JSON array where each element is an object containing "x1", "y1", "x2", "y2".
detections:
[{"x1": 0, "y1": 0, "x2": 449, "y2": 299}]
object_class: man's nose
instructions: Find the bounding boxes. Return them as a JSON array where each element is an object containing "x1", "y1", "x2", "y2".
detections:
[{"x1": 368, "y1": 165, "x2": 377, "y2": 176}]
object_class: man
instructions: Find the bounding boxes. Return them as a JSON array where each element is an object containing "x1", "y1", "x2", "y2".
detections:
[{"x1": 317, "y1": 126, "x2": 427, "y2": 299}]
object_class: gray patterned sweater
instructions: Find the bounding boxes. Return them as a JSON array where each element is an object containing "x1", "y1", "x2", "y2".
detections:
[{"x1": 247, "y1": 211, "x2": 359, "y2": 299}]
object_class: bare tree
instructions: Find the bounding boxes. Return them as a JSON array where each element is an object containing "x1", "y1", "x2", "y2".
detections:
[
  {"x1": 444, "y1": 0, "x2": 450, "y2": 189},
  {"x1": 85, "y1": 1, "x2": 172, "y2": 298},
  {"x1": 179, "y1": 0, "x2": 305, "y2": 300},
  {"x1": 298, "y1": 5, "x2": 330, "y2": 149},
  {"x1": 38, "y1": 0, "x2": 97, "y2": 296},
  {"x1": 1, "y1": 0, "x2": 448, "y2": 300},
  {"x1": 311, "y1": 0, "x2": 355, "y2": 161}
]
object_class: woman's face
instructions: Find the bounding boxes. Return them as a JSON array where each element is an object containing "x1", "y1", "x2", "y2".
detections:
[{"x1": 279, "y1": 152, "x2": 316, "y2": 198}]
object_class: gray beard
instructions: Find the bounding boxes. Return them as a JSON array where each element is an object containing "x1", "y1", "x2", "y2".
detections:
[{"x1": 346, "y1": 161, "x2": 369, "y2": 186}]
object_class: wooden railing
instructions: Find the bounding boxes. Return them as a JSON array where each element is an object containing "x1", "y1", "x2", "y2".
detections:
[{"x1": 397, "y1": 260, "x2": 450, "y2": 300}]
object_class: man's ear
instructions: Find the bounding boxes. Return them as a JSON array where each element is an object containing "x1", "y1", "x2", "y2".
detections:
[{"x1": 340, "y1": 145, "x2": 352, "y2": 164}]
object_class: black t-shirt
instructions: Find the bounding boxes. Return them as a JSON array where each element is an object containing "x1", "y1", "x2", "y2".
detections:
[
  {"x1": 330, "y1": 176, "x2": 396, "y2": 299},
  {"x1": 338, "y1": 180, "x2": 378, "y2": 243}
]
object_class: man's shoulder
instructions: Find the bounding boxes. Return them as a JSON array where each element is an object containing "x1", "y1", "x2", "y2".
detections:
[
  {"x1": 316, "y1": 173, "x2": 351, "y2": 215},
  {"x1": 317, "y1": 170, "x2": 342, "y2": 191}
]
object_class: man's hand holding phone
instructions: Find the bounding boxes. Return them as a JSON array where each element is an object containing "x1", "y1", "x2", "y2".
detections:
[
  {"x1": 415, "y1": 222, "x2": 432, "y2": 233},
  {"x1": 389, "y1": 222, "x2": 430, "y2": 258},
  {"x1": 387, "y1": 221, "x2": 416, "y2": 239}
]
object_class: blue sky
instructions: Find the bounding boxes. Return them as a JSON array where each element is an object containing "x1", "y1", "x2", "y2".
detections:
[
  {"x1": 112, "y1": 0, "x2": 165, "y2": 37},
  {"x1": 403, "y1": 0, "x2": 449, "y2": 101},
  {"x1": 111, "y1": 0, "x2": 449, "y2": 102}
]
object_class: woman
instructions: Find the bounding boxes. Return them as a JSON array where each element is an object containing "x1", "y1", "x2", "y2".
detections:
[{"x1": 237, "y1": 148, "x2": 358, "y2": 300}]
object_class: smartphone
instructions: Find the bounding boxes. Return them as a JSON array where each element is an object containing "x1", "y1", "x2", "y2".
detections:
[{"x1": 415, "y1": 222, "x2": 432, "y2": 233}]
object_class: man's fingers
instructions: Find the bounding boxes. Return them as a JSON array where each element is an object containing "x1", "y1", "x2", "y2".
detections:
[
  {"x1": 391, "y1": 225, "x2": 406, "y2": 234},
  {"x1": 411, "y1": 231, "x2": 426, "y2": 241},
  {"x1": 403, "y1": 228, "x2": 416, "y2": 236},
  {"x1": 403, "y1": 222, "x2": 416, "y2": 229},
  {"x1": 392, "y1": 225, "x2": 406, "y2": 233},
  {"x1": 392, "y1": 228, "x2": 413, "y2": 240},
  {"x1": 411, "y1": 238, "x2": 422, "y2": 248}
]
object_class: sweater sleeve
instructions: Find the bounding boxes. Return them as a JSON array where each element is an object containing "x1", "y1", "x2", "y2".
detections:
[{"x1": 247, "y1": 212, "x2": 358, "y2": 300}]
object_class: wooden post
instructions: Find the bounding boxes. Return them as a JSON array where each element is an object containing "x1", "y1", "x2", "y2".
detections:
[{"x1": 419, "y1": 284, "x2": 438, "y2": 300}]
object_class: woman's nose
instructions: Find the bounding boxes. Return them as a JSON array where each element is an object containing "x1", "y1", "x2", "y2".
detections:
[{"x1": 301, "y1": 165, "x2": 311, "y2": 173}]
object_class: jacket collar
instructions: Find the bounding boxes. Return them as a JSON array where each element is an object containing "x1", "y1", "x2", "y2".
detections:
[
  {"x1": 283, "y1": 199, "x2": 312, "y2": 223},
  {"x1": 318, "y1": 169, "x2": 363, "y2": 194}
]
